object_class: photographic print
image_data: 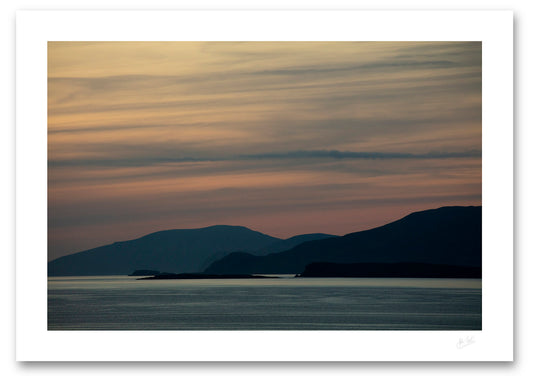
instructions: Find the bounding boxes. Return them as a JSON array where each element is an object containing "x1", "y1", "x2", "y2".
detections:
[
  {"x1": 16, "y1": 10, "x2": 513, "y2": 361},
  {"x1": 47, "y1": 41, "x2": 482, "y2": 331}
]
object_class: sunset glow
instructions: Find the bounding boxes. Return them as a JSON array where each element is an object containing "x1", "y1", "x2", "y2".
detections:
[{"x1": 48, "y1": 42, "x2": 481, "y2": 260}]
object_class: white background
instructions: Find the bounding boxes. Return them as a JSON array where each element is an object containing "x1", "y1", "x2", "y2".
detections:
[{"x1": 2, "y1": 0, "x2": 531, "y2": 375}]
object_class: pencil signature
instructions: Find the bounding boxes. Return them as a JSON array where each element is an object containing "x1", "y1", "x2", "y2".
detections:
[{"x1": 457, "y1": 336, "x2": 475, "y2": 349}]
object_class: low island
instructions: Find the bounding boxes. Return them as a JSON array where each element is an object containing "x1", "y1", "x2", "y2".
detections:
[
  {"x1": 297, "y1": 262, "x2": 481, "y2": 278},
  {"x1": 128, "y1": 269, "x2": 161, "y2": 276},
  {"x1": 137, "y1": 273, "x2": 279, "y2": 280}
]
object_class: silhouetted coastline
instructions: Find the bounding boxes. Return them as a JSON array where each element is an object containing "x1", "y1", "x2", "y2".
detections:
[
  {"x1": 137, "y1": 273, "x2": 279, "y2": 280},
  {"x1": 297, "y1": 262, "x2": 481, "y2": 278}
]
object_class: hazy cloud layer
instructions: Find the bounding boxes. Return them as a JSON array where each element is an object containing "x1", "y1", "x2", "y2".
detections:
[{"x1": 48, "y1": 42, "x2": 481, "y2": 260}]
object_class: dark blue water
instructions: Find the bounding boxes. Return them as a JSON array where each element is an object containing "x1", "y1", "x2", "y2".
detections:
[{"x1": 48, "y1": 276, "x2": 481, "y2": 330}]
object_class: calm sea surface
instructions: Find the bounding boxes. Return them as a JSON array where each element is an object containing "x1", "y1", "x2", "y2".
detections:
[{"x1": 48, "y1": 276, "x2": 481, "y2": 330}]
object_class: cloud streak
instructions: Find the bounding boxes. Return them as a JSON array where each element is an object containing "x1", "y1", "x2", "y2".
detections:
[
  {"x1": 239, "y1": 149, "x2": 481, "y2": 161},
  {"x1": 48, "y1": 149, "x2": 481, "y2": 168}
]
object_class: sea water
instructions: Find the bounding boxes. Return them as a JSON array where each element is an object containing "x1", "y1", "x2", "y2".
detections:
[{"x1": 48, "y1": 276, "x2": 481, "y2": 330}]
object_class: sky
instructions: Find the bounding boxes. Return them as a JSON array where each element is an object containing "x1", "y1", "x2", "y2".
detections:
[{"x1": 48, "y1": 42, "x2": 481, "y2": 261}]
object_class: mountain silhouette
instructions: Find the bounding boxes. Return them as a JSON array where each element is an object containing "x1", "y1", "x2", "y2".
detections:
[
  {"x1": 255, "y1": 233, "x2": 338, "y2": 255},
  {"x1": 204, "y1": 206, "x2": 482, "y2": 275},
  {"x1": 48, "y1": 225, "x2": 338, "y2": 276},
  {"x1": 48, "y1": 225, "x2": 279, "y2": 276}
]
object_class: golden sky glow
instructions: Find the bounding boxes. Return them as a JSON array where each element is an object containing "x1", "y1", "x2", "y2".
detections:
[{"x1": 48, "y1": 42, "x2": 481, "y2": 260}]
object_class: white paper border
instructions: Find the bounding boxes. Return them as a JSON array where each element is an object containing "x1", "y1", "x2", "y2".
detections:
[{"x1": 16, "y1": 10, "x2": 513, "y2": 361}]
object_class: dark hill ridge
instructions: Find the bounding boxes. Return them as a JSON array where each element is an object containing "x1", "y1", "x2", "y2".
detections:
[
  {"x1": 195, "y1": 233, "x2": 337, "y2": 270},
  {"x1": 204, "y1": 206, "x2": 482, "y2": 275},
  {"x1": 256, "y1": 233, "x2": 338, "y2": 255},
  {"x1": 48, "y1": 225, "x2": 338, "y2": 276},
  {"x1": 48, "y1": 225, "x2": 280, "y2": 276}
]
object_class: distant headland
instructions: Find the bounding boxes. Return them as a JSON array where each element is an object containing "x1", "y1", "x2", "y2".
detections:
[
  {"x1": 48, "y1": 206, "x2": 481, "y2": 279},
  {"x1": 137, "y1": 273, "x2": 278, "y2": 280},
  {"x1": 296, "y1": 262, "x2": 481, "y2": 278},
  {"x1": 128, "y1": 269, "x2": 161, "y2": 276}
]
